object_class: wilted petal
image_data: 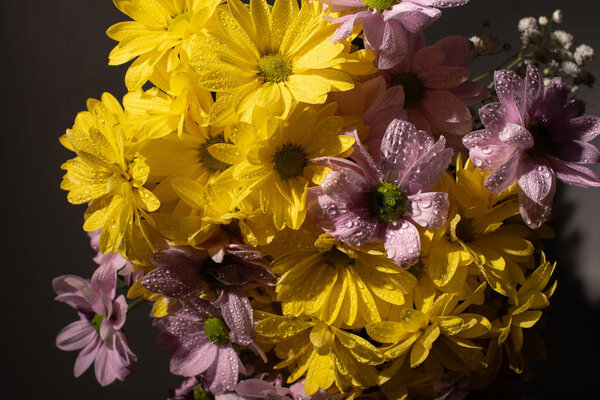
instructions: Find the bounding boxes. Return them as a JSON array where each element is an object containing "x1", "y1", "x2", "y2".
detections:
[
  {"x1": 384, "y1": 220, "x2": 421, "y2": 267},
  {"x1": 406, "y1": 192, "x2": 449, "y2": 229}
]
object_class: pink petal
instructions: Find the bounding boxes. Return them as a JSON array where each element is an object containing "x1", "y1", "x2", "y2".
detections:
[
  {"x1": 406, "y1": 192, "x2": 449, "y2": 229},
  {"x1": 396, "y1": 7, "x2": 441, "y2": 33},
  {"x1": 551, "y1": 140, "x2": 600, "y2": 164},
  {"x1": 214, "y1": 291, "x2": 255, "y2": 346},
  {"x1": 484, "y1": 150, "x2": 522, "y2": 193},
  {"x1": 56, "y1": 319, "x2": 97, "y2": 351},
  {"x1": 433, "y1": 35, "x2": 473, "y2": 67},
  {"x1": 91, "y1": 264, "x2": 117, "y2": 300},
  {"x1": 111, "y1": 295, "x2": 128, "y2": 331},
  {"x1": 170, "y1": 339, "x2": 217, "y2": 377},
  {"x1": 420, "y1": 90, "x2": 472, "y2": 124},
  {"x1": 421, "y1": 66, "x2": 469, "y2": 90},
  {"x1": 400, "y1": 135, "x2": 453, "y2": 194},
  {"x1": 380, "y1": 119, "x2": 434, "y2": 183},
  {"x1": 384, "y1": 220, "x2": 421, "y2": 267},
  {"x1": 346, "y1": 129, "x2": 384, "y2": 181},
  {"x1": 361, "y1": 14, "x2": 385, "y2": 51},
  {"x1": 326, "y1": 13, "x2": 361, "y2": 43},
  {"x1": 549, "y1": 157, "x2": 600, "y2": 187},
  {"x1": 541, "y1": 78, "x2": 568, "y2": 121},
  {"x1": 321, "y1": 168, "x2": 371, "y2": 204},
  {"x1": 206, "y1": 346, "x2": 241, "y2": 394},
  {"x1": 517, "y1": 158, "x2": 555, "y2": 204},
  {"x1": 412, "y1": 46, "x2": 445, "y2": 75},
  {"x1": 318, "y1": 195, "x2": 381, "y2": 246},
  {"x1": 499, "y1": 123, "x2": 534, "y2": 149},
  {"x1": 450, "y1": 81, "x2": 489, "y2": 104},
  {"x1": 479, "y1": 102, "x2": 514, "y2": 133},
  {"x1": 363, "y1": 85, "x2": 407, "y2": 148},
  {"x1": 519, "y1": 188, "x2": 553, "y2": 229},
  {"x1": 416, "y1": 0, "x2": 470, "y2": 7},
  {"x1": 494, "y1": 69, "x2": 526, "y2": 125},
  {"x1": 463, "y1": 129, "x2": 515, "y2": 172},
  {"x1": 73, "y1": 336, "x2": 101, "y2": 378},
  {"x1": 376, "y1": 19, "x2": 409, "y2": 69},
  {"x1": 406, "y1": 108, "x2": 433, "y2": 133},
  {"x1": 525, "y1": 64, "x2": 544, "y2": 116},
  {"x1": 384, "y1": 2, "x2": 423, "y2": 21},
  {"x1": 564, "y1": 116, "x2": 600, "y2": 142}
]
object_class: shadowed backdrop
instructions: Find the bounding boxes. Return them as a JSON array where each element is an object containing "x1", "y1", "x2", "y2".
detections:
[{"x1": 2, "y1": 1, "x2": 599, "y2": 399}]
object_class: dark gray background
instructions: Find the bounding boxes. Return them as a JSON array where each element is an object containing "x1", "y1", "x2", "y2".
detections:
[{"x1": 2, "y1": 0, "x2": 599, "y2": 399}]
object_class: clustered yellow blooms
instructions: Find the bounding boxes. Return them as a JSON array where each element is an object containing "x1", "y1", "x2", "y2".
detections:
[{"x1": 60, "y1": 0, "x2": 558, "y2": 398}]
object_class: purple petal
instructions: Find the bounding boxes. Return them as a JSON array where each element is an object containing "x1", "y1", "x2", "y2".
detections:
[
  {"x1": 395, "y1": 7, "x2": 441, "y2": 33},
  {"x1": 400, "y1": 136, "x2": 453, "y2": 194},
  {"x1": 213, "y1": 291, "x2": 255, "y2": 346},
  {"x1": 377, "y1": 19, "x2": 410, "y2": 70},
  {"x1": 56, "y1": 319, "x2": 97, "y2": 351},
  {"x1": 73, "y1": 336, "x2": 101, "y2": 378},
  {"x1": 494, "y1": 69, "x2": 526, "y2": 125},
  {"x1": 321, "y1": 168, "x2": 371, "y2": 204},
  {"x1": 462, "y1": 129, "x2": 515, "y2": 172},
  {"x1": 517, "y1": 157, "x2": 556, "y2": 204},
  {"x1": 541, "y1": 78, "x2": 568, "y2": 122},
  {"x1": 91, "y1": 264, "x2": 117, "y2": 300},
  {"x1": 525, "y1": 65, "x2": 544, "y2": 116},
  {"x1": 384, "y1": 220, "x2": 421, "y2": 267},
  {"x1": 151, "y1": 247, "x2": 209, "y2": 269},
  {"x1": 563, "y1": 116, "x2": 600, "y2": 142},
  {"x1": 142, "y1": 264, "x2": 204, "y2": 300},
  {"x1": 433, "y1": 35, "x2": 473, "y2": 67},
  {"x1": 346, "y1": 129, "x2": 384, "y2": 181},
  {"x1": 380, "y1": 119, "x2": 434, "y2": 184},
  {"x1": 484, "y1": 150, "x2": 522, "y2": 193},
  {"x1": 549, "y1": 157, "x2": 600, "y2": 187},
  {"x1": 519, "y1": 188, "x2": 553, "y2": 229},
  {"x1": 205, "y1": 346, "x2": 241, "y2": 394},
  {"x1": 551, "y1": 140, "x2": 600, "y2": 164},
  {"x1": 170, "y1": 337, "x2": 217, "y2": 377},
  {"x1": 450, "y1": 81, "x2": 489, "y2": 104},
  {"x1": 94, "y1": 338, "x2": 132, "y2": 386},
  {"x1": 479, "y1": 102, "x2": 512, "y2": 133},
  {"x1": 318, "y1": 195, "x2": 381, "y2": 246},
  {"x1": 406, "y1": 192, "x2": 449, "y2": 229},
  {"x1": 499, "y1": 123, "x2": 534, "y2": 149},
  {"x1": 327, "y1": 13, "x2": 360, "y2": 43},
  {"x1": 53, "y1": 275, "x2": 97, "y2": 313},
  {"x1": 416, "y1": 0, "x2": 470, "y2": 7}
]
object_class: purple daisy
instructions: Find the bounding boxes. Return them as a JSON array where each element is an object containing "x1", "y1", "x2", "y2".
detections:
[
  {"x1": 315, "y1": 119, "x2": 452, "y2": 267},
  {"x1": 53, "y1": 265, "x2": 137, "y2": 386},
  {"x1": 322, "y1": 0, "x2": 470, "y2": 69},
  {"x1": 463, "y1": 65, "x2": 600, "y2": 228},
  {"x1": 155, "y1": 295, "x2": 261, "y2": 394},
  {"x1": 88, "y1": 229, "x2": 139, "y2": 285}
]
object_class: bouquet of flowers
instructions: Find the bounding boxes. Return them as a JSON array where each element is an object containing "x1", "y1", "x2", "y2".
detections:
[{"x1": 53, "y1": 1, "x2": 600, "y2": 399}]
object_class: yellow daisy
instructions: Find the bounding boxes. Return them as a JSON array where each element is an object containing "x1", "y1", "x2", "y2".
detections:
[
  {"x1": 209, "y1": 103, "x2": 354, "y2": 230},
  {"x1": 270, "y1": 232, "x2": 417, "y2": 328},
  {"x1": 60, "y1": 93, "x2": 161, "y2": 255},
  {"x1": 185, "y1": 0, "x2": 376, "y2": 123},
  {"x1": 107, "y1": 0, "x2": 221, "y2": 89},
  {"x1": 255, "y1": 312, "x2": 384, "y2": 395}
]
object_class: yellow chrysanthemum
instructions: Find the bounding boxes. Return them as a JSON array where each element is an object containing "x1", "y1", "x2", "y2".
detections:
[
  {"x1": 423, "y1": 156, "x2": 534, "y2": 298},
  {"x1": 186, "y1": 0, "x2": 376, "y2": 123},
  {"x1": 107, "y1": 0, "x2": 221, "y2": 89},
  {"x1": 255, "y1": 313, "x2": 384, "y2": 395},
  {"x1": 60, "y1": 93, "x2": 161, "y2": 255},
  {"x1": 209, "y1": 103, "x2": 354, "y2": 230},
  {"x1": 270, "y1": 232, "x2": 417, "y2": 328}
]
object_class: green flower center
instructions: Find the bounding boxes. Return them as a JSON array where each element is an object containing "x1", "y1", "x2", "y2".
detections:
[
  {"x1": 367, "y1": 182, "x2": 407, "y2": 224},
  {"x1": 273, "y1": 143, "x2": 308, "y2": 180},
  {"x1": 390, "y1": 71, "x2": 426, "y2": 108},
  {"x1": 193, "y1": 384, "x2": 215, "y2": 400},
  {"x1": 455, "y1": 218, "x2": 476, "y2": 243},
  {"x1": 257, "y1": 54, "x2": 293, "y2": 83},
  {"x1": 204, "y1": 316, "x2": 230, "y2": 344},
  {"x1": 363, "y1": 0, "x2": 401, "y2": 11},
  {"x1": 525, "y1": 122, "x2": 552, "y2": 157},
  {"x1": 167, "y1": 12, "x2": 192, "y2": 31},
  {"x1": 91, "y1": 314, "x2": 106, "y2": 332},
  {"x1": 323, "y1": 246, "x2": 355, "y2": 268},
  {"x1": 199, "y1": 134, "x2": 232, "y2": 172}
]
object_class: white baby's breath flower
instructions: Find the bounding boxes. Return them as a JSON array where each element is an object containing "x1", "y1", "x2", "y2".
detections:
[
  {"x1": 552, "y1": 9, "x2": 563, "y2": 23},
  {"x1": 470, "y1": 36, "x2": 485, "y2": 55},
  {"x1": 552, "y1": 30, "x2": 574, "y2": 49},
  {"x1": 519, "y1": 17, "x2": 537, "y2": 32},
  {"x1": 561, "y1": 60, "x2": 581, "y2": 77},
  {"x1": 538, "y1": 16, "x2": 549, "y2": 26},
  {"x1": 574, "y1": 44, "x2": 594, "y2": 65}
]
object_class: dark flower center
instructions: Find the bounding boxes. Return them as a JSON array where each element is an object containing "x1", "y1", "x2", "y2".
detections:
[
  {"x1": 273, "y1": 143, "x2": 308, "y2": 180},
  {"x1": 363, "y1": 0, "x2": 401, "y2": 11},
  {"x1": 323, "y1": 246, "x2": 355, "y2": 268},
  {"x1": 367, "y1": 182, "x2": 407, "y2": 224},
  {"x1": 525, "y1": 122, "x2": 552, "y2": 156},
  {"x1": 199, "y1": 134, "x2": 232, "y2": 172},
  {"x1": 390, "y1": 71, "x2": 426, "y2": 108},
  {"x1": 257, "y1": 54, "x2": 293, "y2": 83},
  {"x1": 455, "y1": 218, "x2": 476, "y2": 243},
  {"x1": 408, "y1": 260, "x2": 426, "y2": 279},
  {"x1": 204, "y1": 316, "x2": 229, "y2": 344}
]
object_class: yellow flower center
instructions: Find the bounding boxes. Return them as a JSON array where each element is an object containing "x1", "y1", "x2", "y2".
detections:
[
  {"x1": 363, "y1": 0, "x2": 401, "y2": 11},
  {"x1": 272, "y1": 143, "x2": 308, "y2": 180},
  {"x1": 199, "y1": 134, "x2": 232, "y2": 172},
  {"x1": 322, "y1": 246, "x2": 355, "y2": 268},
  {"x1": 257, "y1": 54, "x2": 293, "y2": 83},
  {"x1": 167, "y1": 12, "x2": 192, "y2": 31}
]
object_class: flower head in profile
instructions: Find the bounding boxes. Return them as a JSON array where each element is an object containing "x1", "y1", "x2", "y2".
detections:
[
  {"x1": 316, "y1": 120, "x2": 453, "y2": 267},
  {"x1": 187, "y1": 0, "x2": 375, "y2": 123},
  {"x1": 53, "y1": 265, "x2": 137, "y2": 386},
  {"x1": 107, "y1": 0, "x2": 221, "y2": 89},
  {"x1": 463, "y1": 65, "x2": 600, "y2": 228},
  {"x1": 155, "y1": 296, "x2": 260, "y2": 394},
  {"x1": 322, "y1": 0, "x2": 470, "y2": 69},
  {"x1": 384, "y1": 36, "x2": 488, "y2": 144}
]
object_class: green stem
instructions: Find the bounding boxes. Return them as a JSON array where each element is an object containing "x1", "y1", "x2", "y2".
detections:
[{"x1": 127, "y1": 297, "x2": 146, "y2": 312}]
